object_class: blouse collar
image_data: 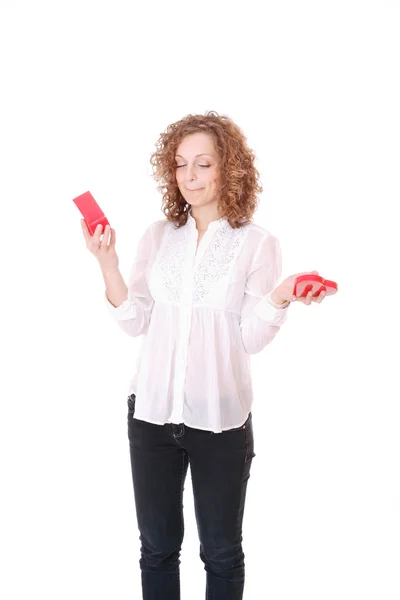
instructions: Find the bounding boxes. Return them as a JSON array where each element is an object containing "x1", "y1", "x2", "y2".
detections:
[{"x1": 186, "y1": 208, "x2": 227, "y2": 232}]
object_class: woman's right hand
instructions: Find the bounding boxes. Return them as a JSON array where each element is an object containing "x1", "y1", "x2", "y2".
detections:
[{"x1": 81, "y1": 220, "x2": 119, "y2": 272}]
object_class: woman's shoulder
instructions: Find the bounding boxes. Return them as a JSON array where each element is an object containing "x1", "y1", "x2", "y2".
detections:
[
  {"x1": 243, "y1": 220, "x2": 278, "y2": 243},
  {"x1": 141, "y1": 218, "x2": 169, "y2": 238},
  {"x1": 147, "y1": 218, "x2": 168, "y2": 230}
]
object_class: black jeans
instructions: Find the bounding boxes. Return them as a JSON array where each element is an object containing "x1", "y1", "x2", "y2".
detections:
[{"x1": 126, "y1": 393, "x2": 256, "y2": 600}]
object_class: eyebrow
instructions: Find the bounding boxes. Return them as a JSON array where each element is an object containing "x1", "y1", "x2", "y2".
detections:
[{"x1": 175, "y1": 153, "x2": 214, "y2": 159}]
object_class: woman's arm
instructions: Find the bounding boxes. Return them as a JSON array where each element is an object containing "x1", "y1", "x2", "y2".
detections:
[
  {"x1": 102, "y1": 267, "x2": 128, "y2": 307},
  {"x1": 239, "y1": 234, "x2": 290, "y2": 354},
  {"x1": 104, "y1": 223, "x2": 155, "y2": 337}
]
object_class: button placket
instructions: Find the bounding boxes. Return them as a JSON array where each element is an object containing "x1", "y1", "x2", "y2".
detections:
[
  {"x1": 170, "y1": 228, "x2": 197, "y2": 424},
  {"x1": 169, "y1": 217, "x2": 230, "y2": 425}
]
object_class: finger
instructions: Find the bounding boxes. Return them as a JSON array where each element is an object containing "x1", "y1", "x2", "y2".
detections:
[
  {"x1": 315, "y1": 290, "x2": 326, "y2": 303},
  {"x1": 297, "y1": 291, "x2": 312, "y2": 304},
  {"x1": 81, "y1": 219, "x2": 91, "y2": 244},
  {"x1": 100, "y1": 225, "x2": 111, "y2": 249},
  {"x1": 109, "y1": 227, "x2": 116, "y2": 248},
  {"x1": 92, "y1": 224, "x2": 103, "y2": 245}
]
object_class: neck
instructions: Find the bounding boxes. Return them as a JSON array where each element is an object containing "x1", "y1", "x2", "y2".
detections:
[{"x1": 190, "y1": 204, "x2": 222, "y2": 232}]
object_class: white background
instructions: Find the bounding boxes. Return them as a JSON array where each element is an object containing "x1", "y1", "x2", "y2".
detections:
[{"x1": 1, "y1": 1, "x2": 399, "y2": 598}]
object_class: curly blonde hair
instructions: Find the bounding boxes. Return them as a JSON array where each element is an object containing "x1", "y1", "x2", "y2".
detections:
[{"x1": 149, "y1": 110, "x2": 263, "y2": 229}]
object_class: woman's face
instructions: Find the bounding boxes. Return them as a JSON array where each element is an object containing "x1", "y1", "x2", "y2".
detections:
[{"x1": 175, "y1": 132, "x2": 220, "y2": 210}]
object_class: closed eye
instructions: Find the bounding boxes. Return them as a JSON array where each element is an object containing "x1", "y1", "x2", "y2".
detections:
[{"x1": 176, "y1": 165, "x2": 210, "y2": 168}]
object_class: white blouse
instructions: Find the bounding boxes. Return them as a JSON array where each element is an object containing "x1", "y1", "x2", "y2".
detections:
[{"x1": 105, "y1": 210, "x2": 290, "y2": 433}]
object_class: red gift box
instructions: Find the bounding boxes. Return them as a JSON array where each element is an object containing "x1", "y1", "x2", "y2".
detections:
[
  {"x1": 293, "y1": 275, "x2": 338, "y2": 298},
  {"x1": 72, "y1": 191, "x2": 110, "y2": 236}
]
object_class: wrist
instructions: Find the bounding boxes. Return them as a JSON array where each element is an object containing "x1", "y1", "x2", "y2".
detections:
[
  {"x1": 270, "y1": 289, "x2": 289, "y2": 306},
  {"x1": 266, "y1": 289, "x2": 290, "y2": 309},
  {"x1": 100, "y1": 264, "x2": 120, "y2": 277}
]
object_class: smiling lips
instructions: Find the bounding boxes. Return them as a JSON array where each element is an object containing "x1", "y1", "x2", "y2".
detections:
[{"x1": 188, "y1": 188, "x2": 203, "y2": 192}]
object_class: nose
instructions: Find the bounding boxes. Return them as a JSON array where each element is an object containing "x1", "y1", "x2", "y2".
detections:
[
  {"x1": 185, "y1": 166, "x2": 195, "y2": 182},
  {"x1": 177, "y1": 160, "x2": 197, "y2": 181}
]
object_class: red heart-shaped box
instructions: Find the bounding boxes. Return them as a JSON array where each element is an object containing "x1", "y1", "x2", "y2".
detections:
[
  {"x1": 293, "y1": 275, "x2": 338, "y2": 298},
  {"x1": 73, "y1": 191, "x2": 110, "y2": 236}
]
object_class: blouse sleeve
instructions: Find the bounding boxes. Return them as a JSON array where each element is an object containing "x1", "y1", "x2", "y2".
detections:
[
  {"x1": 104, "y1": 223, "x2": 155, "y2": 337},
  {"x1": 239, "y1": 233, "x2": 289, "y2": 354}
]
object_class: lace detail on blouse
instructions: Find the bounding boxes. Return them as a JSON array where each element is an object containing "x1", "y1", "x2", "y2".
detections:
[
  {"x1": 158, "y1": 223, "x2": 189, "y2": 303},
  {"x1": 156, "y1": 220, "x2": 248, "y2": 304},
  {"x1": 193, "y1": 224, "x2": 248, "y2": 304}
]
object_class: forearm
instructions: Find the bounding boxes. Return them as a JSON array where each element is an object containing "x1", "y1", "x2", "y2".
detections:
[
  {"x1": 101, "y1": 267, "x2": 128, "y2": 308},
  {"x1": 240, "y1": 320, "x2": 282, "y2": 354},
  {"x1": 240, "y1": 291, "x2": 289, "y2": 354}
]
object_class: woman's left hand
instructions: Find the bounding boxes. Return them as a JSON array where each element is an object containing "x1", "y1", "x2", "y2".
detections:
[{"x1": 272, "y1": 270, "x2": 327, "y2": 306}]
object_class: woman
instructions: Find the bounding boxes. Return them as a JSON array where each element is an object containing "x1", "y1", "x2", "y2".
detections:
[{"x1": 81, "y1": 110, "x2": 326, "y2": 600}]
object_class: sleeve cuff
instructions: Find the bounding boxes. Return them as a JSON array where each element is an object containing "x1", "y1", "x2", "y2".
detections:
[
  {"x1": 252, "y1": 292, "x2": 290, "y2": 325},
  {"x1": 104, "y1": 292, "x2": 138, "y2": 321}
]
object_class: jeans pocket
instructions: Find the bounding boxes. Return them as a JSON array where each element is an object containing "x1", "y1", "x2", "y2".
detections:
[{"x1": 127, "y1": 393, "x2": 136, "y2": 415}]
